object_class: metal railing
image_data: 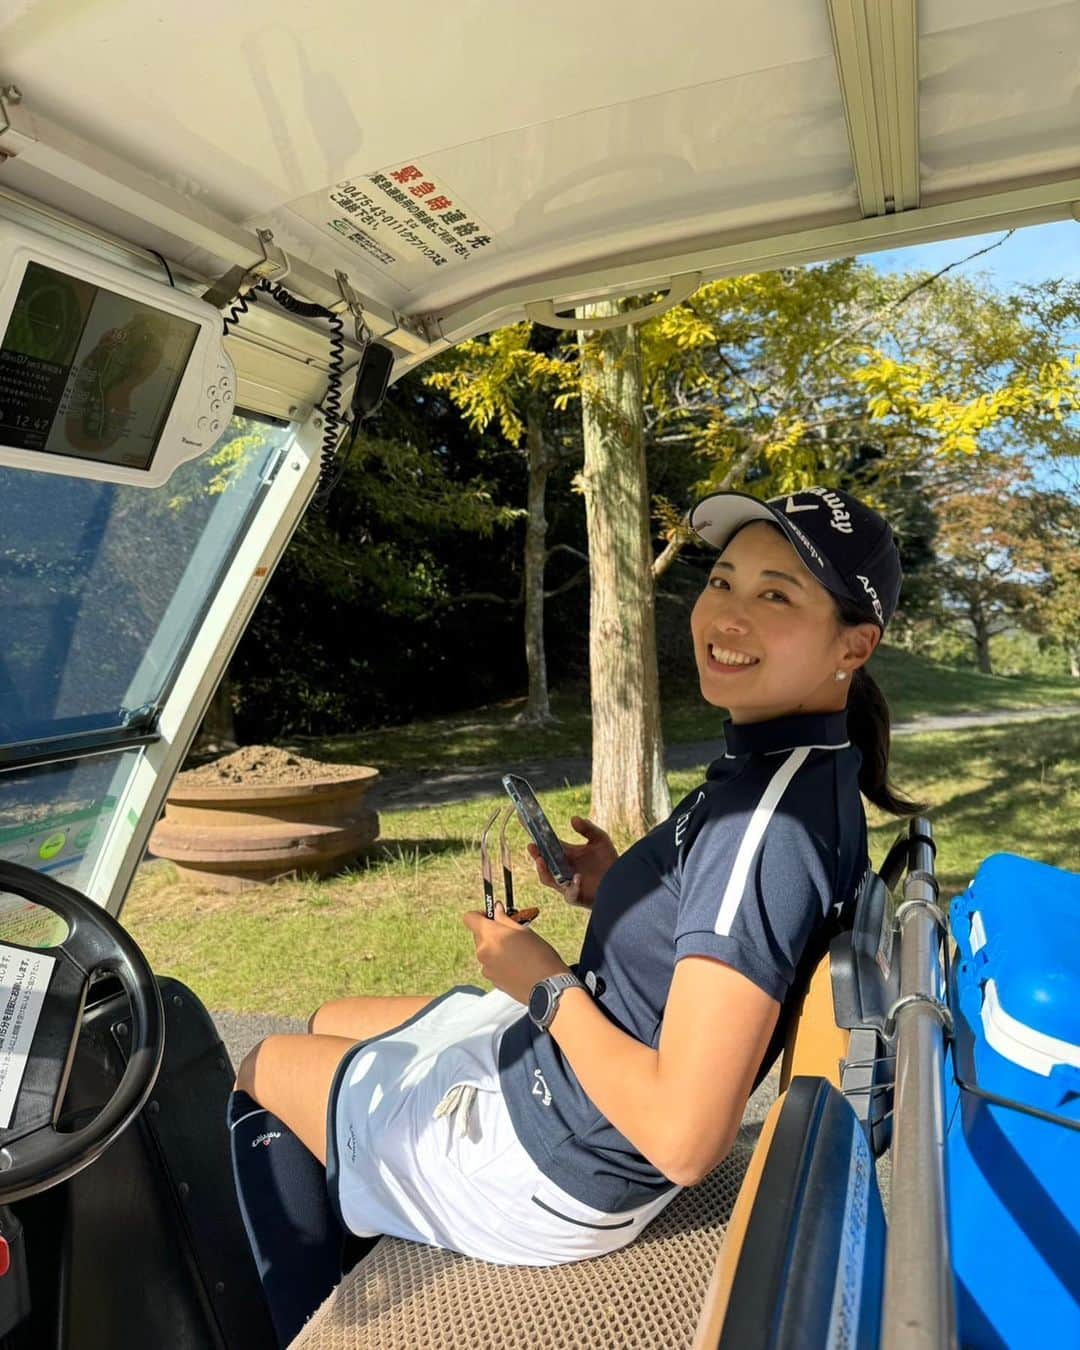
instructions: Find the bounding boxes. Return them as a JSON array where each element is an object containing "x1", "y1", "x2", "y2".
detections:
[{"x1": 881, "y1": 818, "x2": 957, "y2": 1349}]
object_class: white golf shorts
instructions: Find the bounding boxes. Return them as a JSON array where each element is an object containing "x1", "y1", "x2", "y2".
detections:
[{"x1": 326, "y1": 985, "x2": 680, "y2": 1265}]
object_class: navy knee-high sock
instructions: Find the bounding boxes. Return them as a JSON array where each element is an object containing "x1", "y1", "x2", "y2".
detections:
[{"x1": 228, "y1": 1090, "x2": 346, "y2": 1347}]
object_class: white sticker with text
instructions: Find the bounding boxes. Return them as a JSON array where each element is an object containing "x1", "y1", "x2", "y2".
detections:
[
  {"x1": 0, "y1": 944, "x2": 56, "y2": 1128},
  {"x1": 289, "y1": 163, "x2": 495, "y2": 289}
]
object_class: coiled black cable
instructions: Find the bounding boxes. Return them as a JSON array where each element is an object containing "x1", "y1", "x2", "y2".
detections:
[
  {"x1": 224, "y1": 279, "x2": 350, "y2": 504},
  {"x1": 322, "y1": 311, "x2": 346, "y2": 454},
  {"x1": 221, "y1": 291, "x2": 251, "y2": 335}
]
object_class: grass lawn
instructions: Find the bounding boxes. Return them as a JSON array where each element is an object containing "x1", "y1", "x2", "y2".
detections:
[
  {"x1": 126, "y1": 714, "x2": 1079, "y2": 1019},
  {"x1": 291, "y1": 645, "x2": 1079, "y2": 779}
]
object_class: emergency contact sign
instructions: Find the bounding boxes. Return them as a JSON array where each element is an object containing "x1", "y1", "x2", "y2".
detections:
[
  {"x1": 0, "y1": 944, "x2": 55, "y2": 1128},
  {"x1": 289, "y1": 164, "x2": 495, "y2": 291}
]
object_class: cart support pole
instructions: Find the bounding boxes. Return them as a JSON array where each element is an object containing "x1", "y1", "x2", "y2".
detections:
[{"x1": 882, "y1": 819, "x2": 957, "y2": 1350}]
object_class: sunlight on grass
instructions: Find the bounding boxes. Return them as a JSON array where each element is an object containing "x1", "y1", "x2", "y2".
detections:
[{"x1": 124, "y1": 716, "x2": 1078, "y2": 1018}]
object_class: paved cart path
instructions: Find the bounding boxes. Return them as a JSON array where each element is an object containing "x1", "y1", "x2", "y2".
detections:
[{"x1": 365, "y1": 703, "x2": 1078, "y2": 812}]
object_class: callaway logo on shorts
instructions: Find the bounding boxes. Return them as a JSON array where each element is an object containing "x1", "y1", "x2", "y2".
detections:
[{"x1": 532, "y1": 1068, "x2": 552, "y2": 1107}]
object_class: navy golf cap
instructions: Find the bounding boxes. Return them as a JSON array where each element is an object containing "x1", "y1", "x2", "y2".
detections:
[{"x1": 688, "y1": 486, "x2": 902, "y2": 629}]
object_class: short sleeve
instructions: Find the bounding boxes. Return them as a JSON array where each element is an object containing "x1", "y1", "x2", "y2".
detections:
[{"x1": 674, "y1": 804, "x2": 834, "y2": 1003}]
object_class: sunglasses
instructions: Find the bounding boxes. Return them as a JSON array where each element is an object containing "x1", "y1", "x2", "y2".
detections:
[{"x1": 480, "y1": 805, "x2": 539, "y2": 925}]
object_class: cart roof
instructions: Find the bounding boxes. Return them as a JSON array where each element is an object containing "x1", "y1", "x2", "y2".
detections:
[{"x1": 3, "y1": 1, "x2": 1080, "y2": 369}]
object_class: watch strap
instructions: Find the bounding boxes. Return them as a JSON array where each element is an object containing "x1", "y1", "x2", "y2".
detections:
[{"x1": 533, "y1": 971, "x2": 586, "y2": 1031}]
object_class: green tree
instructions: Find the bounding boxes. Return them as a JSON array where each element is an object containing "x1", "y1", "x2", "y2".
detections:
[
  {"x1": 567, "y1": 251, "x2": 1080, "y2": 830},
  {"x1": 229, "y1": 380, "x2": 521, "y2": 738},
  {"x1": 1017, "y1": 485, "x2": 1080, "y2": 677},
  {"x1": 424, "y1": 325, "x2": 579, "y2": 724},
  {"x1": 921, "y1": 456, "x2": 1046, "y2": 673},
  {"x1": 643, "y1": 248, "x2": 1080, "y2": 583}
]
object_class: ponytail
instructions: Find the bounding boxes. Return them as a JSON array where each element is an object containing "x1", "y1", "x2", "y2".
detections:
[{"x1": 835, "y1": 598, "x2": 928, "y2": 817}]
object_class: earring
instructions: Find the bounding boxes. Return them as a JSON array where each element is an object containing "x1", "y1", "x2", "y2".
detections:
[{"x1": 834, "y1": 670, "x2": 847, "y2": 681}]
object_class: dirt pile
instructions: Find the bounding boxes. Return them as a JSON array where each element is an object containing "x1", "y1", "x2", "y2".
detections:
[{"x1": 177, "y1": 745, "x2": 371, "y2": 788}]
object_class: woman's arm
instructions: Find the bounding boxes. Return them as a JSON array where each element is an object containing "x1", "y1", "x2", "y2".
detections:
[
  {"x1": 548, "y1": 957, "x2": 779, "y2": 1186},
  {"x1": 463, "y1": 909, "x2": 779, "y2": 1187}
]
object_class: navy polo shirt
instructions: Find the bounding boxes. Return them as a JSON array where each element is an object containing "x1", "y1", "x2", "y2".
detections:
[{"x1": 497, "y1": 709, "x2": 870, "y2": 1212}]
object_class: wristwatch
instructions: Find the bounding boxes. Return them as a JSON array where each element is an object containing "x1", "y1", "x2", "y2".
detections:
[{"x1": 528, "y1": 972, "x2": 587, "y2": 1032}]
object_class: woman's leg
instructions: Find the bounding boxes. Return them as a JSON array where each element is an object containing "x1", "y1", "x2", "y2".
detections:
[
  {"x1": 231, "y1": 1034, "x2": 360, "y2": 1346},
  {"x1": 236, "y1": 1032, "x2": 355, "y2": 1163},
  {"x1": 307, "y1": 994, "x2": 435, "y2": 1041}
]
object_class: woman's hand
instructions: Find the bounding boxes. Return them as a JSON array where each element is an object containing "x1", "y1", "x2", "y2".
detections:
[
  {"x1": 527, "y1": 816, "x2": 619, "y2": 909},
  {"x1": 462, "y1": 904, "x2": 570, "y2": 1005}
]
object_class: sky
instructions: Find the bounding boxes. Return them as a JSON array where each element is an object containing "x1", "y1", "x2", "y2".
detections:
[
  {"x1": 865, "y1": 219, "x2": 1080, "y2": 291},
  {"x1": 858, "y1": 220, "x2": 1080, "y2": 498}
]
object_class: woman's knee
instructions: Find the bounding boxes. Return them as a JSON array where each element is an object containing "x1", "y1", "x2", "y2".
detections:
[
  {"x1": 307, "y1": 1001, "x2": 336, "y2": 1035},
  {"x1": 306, "y1": 994, "x2": 435, "y2": 1041},
  {"x1": 235, "y1": 1034, "x2": 289, "y2": 1099}
]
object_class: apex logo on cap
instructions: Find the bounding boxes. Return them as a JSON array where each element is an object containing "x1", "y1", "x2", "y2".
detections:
[{"x1": 856, "y1": 574, "x2": 885, "y2": 625}]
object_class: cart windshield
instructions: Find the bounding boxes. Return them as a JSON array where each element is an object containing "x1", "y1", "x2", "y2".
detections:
[{"x1": 0, "y1": 413, "x2": 293, "y2": 754}]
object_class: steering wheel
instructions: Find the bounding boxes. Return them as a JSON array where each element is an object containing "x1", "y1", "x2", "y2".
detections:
[{"x1": 0, "y1": 860, "x2": 164, "y2": 1204}]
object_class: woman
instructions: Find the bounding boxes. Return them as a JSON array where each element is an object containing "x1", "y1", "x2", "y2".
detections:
[{"x1": 230, "y1": 485, "x2": 924, "y2": 1343}]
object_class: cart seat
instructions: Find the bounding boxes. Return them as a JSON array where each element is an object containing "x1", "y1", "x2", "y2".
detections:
[
  {"x1": 289, "y1": 1133, "x2": 753, "y2": 1350},
  {"x1": 287, "y1": 955, "x2": 838, "y2": 1350},
  {"x1": 287, "y1": 955, "x2": 852, "y2": 1350}
]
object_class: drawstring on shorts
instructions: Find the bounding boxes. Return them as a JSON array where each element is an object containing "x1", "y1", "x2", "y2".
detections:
[{"x1": 432, "y1": 1083, "x2": 478, "y2": 1137}]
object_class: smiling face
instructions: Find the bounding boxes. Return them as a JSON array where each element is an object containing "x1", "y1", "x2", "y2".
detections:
[{"x1": 690, "y1": 520, "x2": 879, "y2": 724}]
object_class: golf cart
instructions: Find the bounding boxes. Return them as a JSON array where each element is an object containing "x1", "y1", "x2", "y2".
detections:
[{"x1": 0, "y1": 3, "x2": 1077, "y2": 1345}]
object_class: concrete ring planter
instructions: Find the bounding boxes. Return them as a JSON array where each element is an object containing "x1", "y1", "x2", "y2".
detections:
[{"x1": 149, "y1": 767, "x2": 380, "y2": 891}]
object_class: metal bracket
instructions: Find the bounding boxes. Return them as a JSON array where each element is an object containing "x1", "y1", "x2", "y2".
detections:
[
  {"x1": 334, "y1": 269, "x2": 371, "y2": 347},
  {"x1": 893, "y1": 895, "x2": 946, "y2": 931},
  {"x1": 252, "y1": 228, "x2": 289, "y2": 283},
  {"x1": 0, "y1": 84, "x2": 22, "y2": 141},
  {"x1": 885, "y1": 991, "x2": 954, "y2": 1038},
  {"x1": 202, "y1": 227, "x2": 290, "y2": 310}
]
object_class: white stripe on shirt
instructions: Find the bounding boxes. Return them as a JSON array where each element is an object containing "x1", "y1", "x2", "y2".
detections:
[{"x1": 714, "y1": 745, "x2": 813, "y2": 937}]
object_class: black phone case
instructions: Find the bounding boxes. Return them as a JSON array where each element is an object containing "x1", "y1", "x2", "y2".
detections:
[{"x1": 502, "y1": 775, "x2": 574, "y2": 885}]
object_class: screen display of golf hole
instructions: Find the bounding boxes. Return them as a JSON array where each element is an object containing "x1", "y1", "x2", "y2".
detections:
[
  {"x1": 0, "y1": 260, "x2": 200, "y2": 471},
  {"x1": 502, "y1": 775, "x2": 574, "y2": 886}
]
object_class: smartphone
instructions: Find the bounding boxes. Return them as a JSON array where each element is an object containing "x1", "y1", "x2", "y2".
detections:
[{"x1": 501, "y1": 774, "x2": 575, "y2": 886}]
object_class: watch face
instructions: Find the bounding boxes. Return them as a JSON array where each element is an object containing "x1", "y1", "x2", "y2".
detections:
[{"x1": 528, "y1": 982, "x2": 552, "y2": 1026}]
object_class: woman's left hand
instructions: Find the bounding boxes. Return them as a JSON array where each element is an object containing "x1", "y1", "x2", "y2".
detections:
[{"x1": 462, "y1": 904, "x2": 570, "y2": 1004}]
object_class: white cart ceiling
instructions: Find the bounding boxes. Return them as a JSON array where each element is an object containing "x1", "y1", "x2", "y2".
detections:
[{"x1": 2, "y1": 0, "x2": 1080, "y2": 377}]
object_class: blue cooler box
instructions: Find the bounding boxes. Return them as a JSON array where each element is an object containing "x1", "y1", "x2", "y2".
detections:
[{"x1": 946, "y1": 852, "x2": 1080, "y2": 1348}]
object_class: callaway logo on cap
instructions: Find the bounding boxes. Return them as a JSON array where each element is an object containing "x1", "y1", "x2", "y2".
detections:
[{"x1": 688, "y1": 486, "x2": 902, "y2": 629}]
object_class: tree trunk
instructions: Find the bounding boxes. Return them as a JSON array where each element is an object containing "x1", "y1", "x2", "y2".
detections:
[
  {"x1": 518, "y1": 406, "x2": 554, "y2": 724},
  {"x1": 577, "y1": 301, "x2": 671, "y2": 836},
  {"x1": 1068, "y1": 644, "x2": 1079, "y2": 679},
  {"x1": 971, "y1": 614, "x2": 993, "y2": 674}
]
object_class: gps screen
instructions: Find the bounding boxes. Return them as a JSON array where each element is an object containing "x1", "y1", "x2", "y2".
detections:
[{"x1": 0, "y1": 261, "x2": 200, "y2": 470}]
